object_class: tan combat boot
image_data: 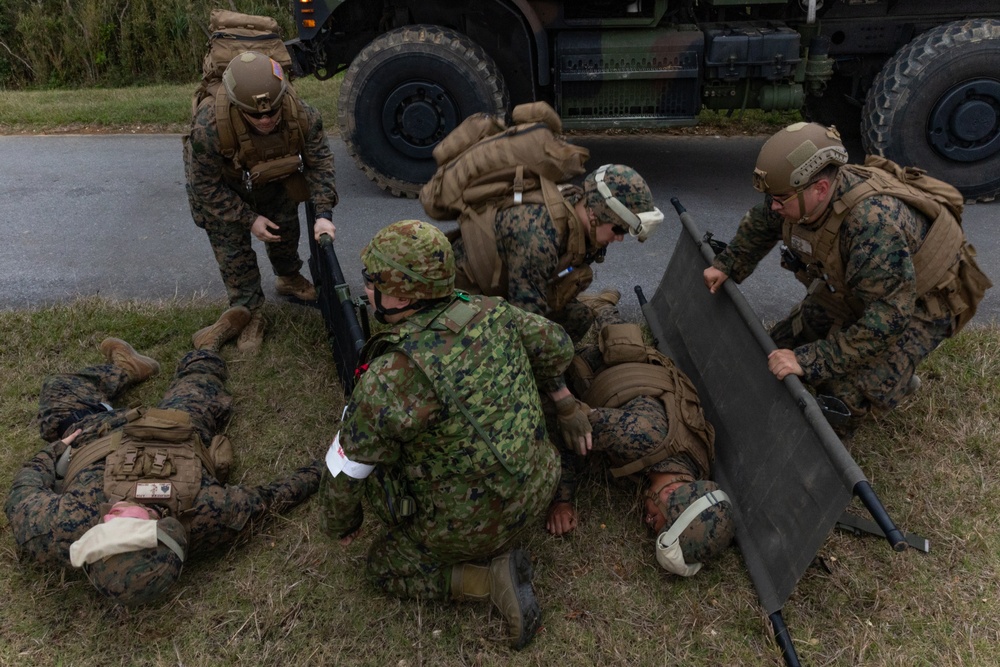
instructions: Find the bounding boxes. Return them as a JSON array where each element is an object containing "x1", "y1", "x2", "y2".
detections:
[
  {"x1": 99, "y1": 338, "x2": 160, "y2": 383},
  {"x1": 192, "y1": 306, "x2": 252, "y2": 352},
  {"x1": 578, "y1": 287, "x2": 621, "y2": 314},
  {"x1": 275, "y1": 273, "x2": 318, "y2": 301},
  {"x1": 236, "y1": 310, "x2": 265, "y2": 353},
  {"x1": 450, "y1": 549, "x2": 541, "y2": 650}
]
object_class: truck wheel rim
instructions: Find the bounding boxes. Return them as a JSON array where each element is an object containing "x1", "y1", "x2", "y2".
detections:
[
  {"x1": 381, "y1": 81, "x2": 458, "y2": 159},
  {"x1": 928, "y1": 78, "x2": 1000, "y2": 163}
]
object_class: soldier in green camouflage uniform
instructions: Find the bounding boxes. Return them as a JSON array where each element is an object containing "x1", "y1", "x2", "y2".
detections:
[
  {"x1": 320, "y1": 220, "x2": 587, "y2": 649},
  {"x1": 704, "y1": 122, "x2": 965, "y2": 434},
  {"x1": 451, "y1": 164, "x2": 663, "y2": 342},
  {"x1": 545, "y1": 295, "x2": 735, "y2": 576},
  {"x1": 5, "y1": 338, "x2": 321, "y2": 605},
  {"x1": 185, "y1": 52, "x2": 338, "y2": 350}
]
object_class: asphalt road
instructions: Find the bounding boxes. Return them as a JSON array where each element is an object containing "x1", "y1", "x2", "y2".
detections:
[{"x1": 1, "y1": 133, "x2": 996, "y2": 326}]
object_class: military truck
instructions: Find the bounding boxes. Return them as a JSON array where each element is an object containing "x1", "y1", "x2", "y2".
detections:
[{"x1": 285, "y1": 1, "x2": 1000, "y2": 201}]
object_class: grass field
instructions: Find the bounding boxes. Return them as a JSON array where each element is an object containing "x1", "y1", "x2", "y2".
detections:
[{"x1": 0, "y1": 299, "x2": 997, "y2": 666}]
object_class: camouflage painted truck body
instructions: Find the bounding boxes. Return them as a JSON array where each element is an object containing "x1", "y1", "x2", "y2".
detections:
[{"x1": 286, "y1": 0, "x2": 1000, "y2": 201}]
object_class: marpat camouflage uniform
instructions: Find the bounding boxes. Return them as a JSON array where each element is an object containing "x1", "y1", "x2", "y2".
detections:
[
  {"x1": 320, "y1": 294, "x2": 573, "y2": 599},
  {"x1": 554, "y1": 305, "x2": 709, "y2": 504},
  {"x1": 451, "y1": 191, "x2": 599, "y2": 342},
  {"x1": 5, "y1": 350, "x2": 321, "y2": 568},
  {"x1": 184, "y1": 97, "x2": 338, "y2": 311},
  {"x1": 712, "y1": 168, "x2": 953, "y2": 424}
]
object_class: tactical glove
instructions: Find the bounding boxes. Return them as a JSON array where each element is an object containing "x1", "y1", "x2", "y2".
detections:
[{"x1": 555, "y1": 395, "x2": 592, "y2": 456}]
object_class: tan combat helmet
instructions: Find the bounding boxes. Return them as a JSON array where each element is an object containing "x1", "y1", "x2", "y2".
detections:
[
  {"x1": 753, "y1": 122, "x2": 848, "y2": 195},
  {"x1": 222, "y1": 51, "x2": 288, "y2": 115}
]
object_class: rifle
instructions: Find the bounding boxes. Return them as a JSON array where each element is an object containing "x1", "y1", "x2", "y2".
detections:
[{"x1": 305, "y1": 203, "x2": 369, "y2": 395}]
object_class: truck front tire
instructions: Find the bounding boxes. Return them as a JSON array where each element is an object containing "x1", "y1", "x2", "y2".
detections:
[
  {"x1": 338, "y1": 24, "x2": 509, "y2": 198},
  {"x1": 862, "y1": 18, "x2": 1000, "y2": 202}
]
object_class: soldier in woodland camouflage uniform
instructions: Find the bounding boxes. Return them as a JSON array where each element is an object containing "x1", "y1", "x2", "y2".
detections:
[
  {"x1": 545, "y1": 294, "x2": 735, "y2": 576},
  {"x1": 451, "y1": 164, "x2": 663, "y2": 342},
  {"x1": 320, "y1": 220, "x2": 588, "y2": 649},
  {"x1": 704, "y1": 122, "x2": 982, "y2": 435},
  {"x1": 4, "y1": 333, "x2": 321, "y2": 606},
  {"x1": 185, "y1": 51, "x2": 338, "y2": 352}
]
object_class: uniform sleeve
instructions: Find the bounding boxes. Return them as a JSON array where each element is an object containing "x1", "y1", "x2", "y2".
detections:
[
  {"x1": 4, "y1": 441, "x2": 103, "y2": 566},
  {"x1": 184, "y1": 460, "x2": 322, "y2": 552},
  {"x1": 497, "y1": 205, "x2": 561, "y2": 316},
  {"x1": 794, "y1": 197, "x2": 918, "y2": 381},
  {"x1": 320, "y1": 353, "x2": 434, "y2": 538},
  {"x1": 712, "y1": 204, "x2": 783, "y2": 283},
  {"x1": 511, "y1": 303, "x2": 574, "y2": 393},
  {"x1": 185, "y1": 100, "x2": 257, "y2": 227},
  {"x1": 299, "y1": 101, "x2": 338, "y2": 216}
]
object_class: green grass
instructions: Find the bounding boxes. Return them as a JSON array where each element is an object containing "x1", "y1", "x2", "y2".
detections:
[{"x1": 0, "y1": 299, "x2": 998, "y2": 666}]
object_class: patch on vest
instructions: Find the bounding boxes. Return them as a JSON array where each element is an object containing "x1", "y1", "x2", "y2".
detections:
[
  {"x1": 135, "y1": 482, "x2": 173, "y2": 500},
  {"x1": 788, "y1": 235, "x2": 813, "y2": 254}
]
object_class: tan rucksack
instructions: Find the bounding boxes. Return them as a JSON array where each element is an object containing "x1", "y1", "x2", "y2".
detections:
[{"x1": 419, "y1": 102, "x2": 591, "y2": 295}]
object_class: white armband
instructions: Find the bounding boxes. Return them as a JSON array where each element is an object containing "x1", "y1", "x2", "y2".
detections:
[{"x1": 325, "y1": 431, "x2": 375, "y2": 479}]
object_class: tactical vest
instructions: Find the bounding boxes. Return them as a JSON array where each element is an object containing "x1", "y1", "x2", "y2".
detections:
[
  {"x1": 570, "y1": 323, "x2": 715, "y2": 479},
  {"x1": 359, "y1": 295, "x2": 547, "y2": 505},
  {"x1": 783, "y1": 156, "x2": 991, "y2": 333},
  {"x1": 60, "y1": 408, "x2": 232, "y2": 521},
  {"x1": 215, "y1": 90, "x2": 310, "y2": 202},
  {"x1": 420, "y1": 101, "x2": 594, "y2": 307}
]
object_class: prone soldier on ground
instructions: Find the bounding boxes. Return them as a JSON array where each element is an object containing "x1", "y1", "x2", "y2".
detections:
[
  {"x1": 546, "y1": 292, "x2": 735, "y2": 577},
  {"x1": 185, "y1": 46, "x2": 338, "y2": 353},
  {"x1": 319, "y1": 219, "x2": 589, "y2": 649},
  {"x1": 4, "y1": 321, "x2": 322, "y2": 606},
  {"x1": 703, "y1": 122, "x2": 991, "y2": 436}
]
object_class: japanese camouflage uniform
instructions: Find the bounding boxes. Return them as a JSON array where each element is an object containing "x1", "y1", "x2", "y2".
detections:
[
  {"x1": 5, "y1": 351, "x2": 321, "y2": 579},
  {"x1": 712, "y1": 167, "x2": 962, "y2": 425},
  {"x1": 320, "y1": 293, "x2": 574, "y2": 599},
  {"x1": 184, "y1": 95, "x2": 338, "y2": 311}
]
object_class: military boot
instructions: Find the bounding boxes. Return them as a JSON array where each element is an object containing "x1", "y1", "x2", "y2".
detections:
[
  {"x1": 99, "y1": 338, "x2": 160, "y2": 383},
  {"x1": 237, "y1": 310, "x2": 265, "y2": 354},
  {"x1": 275, "y1": 273, "x2": 318, "y2": 301},
  {"x1": 450, "y1": 549, "x2": 541, "y2": 650},
  {"x1": 192, "y1": 306, "x2": 252, "y2": 352},
  {"x1": 578, "y1": 288, "x2": 621, "y2": 314}
]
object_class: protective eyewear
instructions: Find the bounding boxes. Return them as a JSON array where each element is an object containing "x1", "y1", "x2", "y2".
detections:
[
  {"x1": 243, "y1": 107, "x2": 280, "y2": 120},
  {"x1": 766, "y1": 186, "x2": 808, "y2": 209},
  {"x1": 361, "y1": 267, "x2": 374, "y2": 287}
]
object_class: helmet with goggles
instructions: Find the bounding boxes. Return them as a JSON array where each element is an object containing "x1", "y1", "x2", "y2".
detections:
[
  {"x1": 652, "y1": 480, "x2": 735, "y2": 577},
  {"x1": 753, "y1": 122, "x2": 848, "y2": 195},
  {"x1": 583, "y1": 164, "x2": 664, "y2": 242}
]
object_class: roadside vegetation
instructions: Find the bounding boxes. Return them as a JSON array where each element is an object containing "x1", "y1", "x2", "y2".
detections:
[{"x1": 0, "y1": 299, "x2": 997, "y2": 666}]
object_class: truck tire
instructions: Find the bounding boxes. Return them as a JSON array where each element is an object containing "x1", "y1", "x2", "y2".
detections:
[
  {"x1": 862, "y1": 19, "x2": 1000, "y2": 202},
  {"x1": 338, "y1": 25, "x2": 509, "y2": 198}
]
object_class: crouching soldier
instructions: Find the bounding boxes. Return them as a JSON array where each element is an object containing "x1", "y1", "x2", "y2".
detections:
[
  {"x1": 547, "y1": 291, "x2": 735, "y2": 577},
  {"x1": 4, "y1": 320, "x2": 321, "y2": 606},
  {"x1": 319, "y1": 220, "x2": 587, "y2": 649}
]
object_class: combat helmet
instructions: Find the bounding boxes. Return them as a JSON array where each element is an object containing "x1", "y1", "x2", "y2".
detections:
[
  {"x1": 651, "y1": 480, "x2": 735, "y2": 576},
  {"x1": 753, "y1": 122, "x2": 848, "y2": 194},
  {"x1": 362, "y1": 220, "x2": 455, "y2": 301},
  {"x1": 583, "y1": 164, "x2": 664, "y2": 242},
  {"x1": 223, "y1": 51, "x2": 288, "y2": 115},
  {"x1": 70, "y1": 516, "x2": 188, "y2": 606}
]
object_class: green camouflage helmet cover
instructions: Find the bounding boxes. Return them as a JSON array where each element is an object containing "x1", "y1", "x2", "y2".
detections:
[
  {"x1": 653, "y1": 480, "x2": 734, "y2": 575},
  {"x1": 84, "y1": 517, "x2": 187, "y2": 606},
  {"x1": 223, "y1": 51, "x2": 288, "y2": 114},
  {"x1": 361, "y1": 220, "x2": 455, "y2": 299},
  {"x1": 753, "y1": 122, "x2": 848, "y2": 194},
  {"x1": 583, "y1": 164, "x2": 663, "y2": 242}
]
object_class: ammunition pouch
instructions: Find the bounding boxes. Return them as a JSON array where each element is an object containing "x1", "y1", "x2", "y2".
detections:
[{"x1": 599, "y1": 323, "x2": 648, "y2": 365}]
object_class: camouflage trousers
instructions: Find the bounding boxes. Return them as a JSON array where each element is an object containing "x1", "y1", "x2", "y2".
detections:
[
  {"x1": 199, "y1": 191, "x2": 304, "y2": 311},
  {"x1": 553, "y1": 396, "x2": 702, "y2": 504},
  {"x1": 550, "y1": 298, "x2": 596, "y2": 343},
  {"x1": 37, "y1": 350, "x2": 231, "y2": 447},
  {"x1": 364, "y1": 442, "x2": 559, "y2": 600},
  {"x1": 770, "y1": 295, "x2": 952, "y2": 428}
]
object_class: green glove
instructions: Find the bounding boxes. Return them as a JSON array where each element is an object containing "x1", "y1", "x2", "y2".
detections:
[{"x1": 555, "y1": 395, "x2": 592, "y2": 456}]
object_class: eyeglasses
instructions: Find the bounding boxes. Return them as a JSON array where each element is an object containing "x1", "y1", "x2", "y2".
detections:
[
  {"x1": 766, "y1": 185, "x2": 810, "y2": 209},
  {"x1": 361, "y1": 267, "x2": 374, "y2": 287},
  {"x1": 243, "y1": 107, "x2": 280, "y2": 120}
]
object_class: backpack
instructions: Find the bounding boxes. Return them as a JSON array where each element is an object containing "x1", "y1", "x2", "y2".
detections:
[
  {"x1": 419, "y1": 102, "x2": 591, "y2": 295},
  {"x1": 191, "y1": 9, "x2": 295, "y2": 116}
]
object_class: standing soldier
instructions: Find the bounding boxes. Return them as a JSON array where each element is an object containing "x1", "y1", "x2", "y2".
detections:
[
  {"x1": 451, "y1": 163, "x2": 664, "y2": 342},
  {"x1": 320, "y1": 220, "x2": 588, "y2": 649},
  {"x1": 546, "y1": 295, "x2": 735, "y2": 577},
  {"x1": 185, "y1": 51, "x2": 338, "y2": 352},
  {"x1": 703, "y1": 122, "x2": 990, "y2": 436},
  {"x1": 5, "y1": 326, "x2": 321, "y2": 606}
]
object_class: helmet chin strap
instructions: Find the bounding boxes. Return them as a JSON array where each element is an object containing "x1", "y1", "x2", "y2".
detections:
[{"x1": 371, "y1": 287, "x2": 413, "y2": 324}]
